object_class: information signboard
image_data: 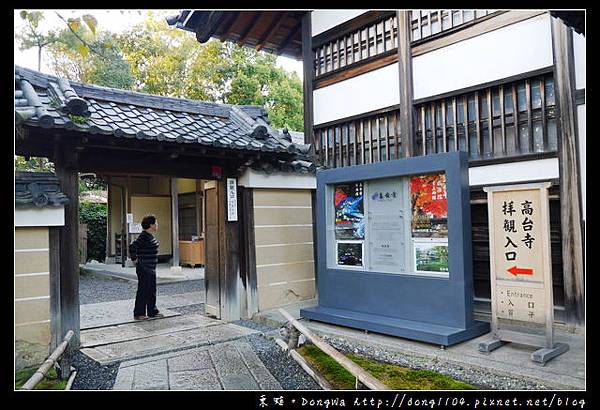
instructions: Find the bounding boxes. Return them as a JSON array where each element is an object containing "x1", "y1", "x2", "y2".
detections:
[{"x1": 479, "y1": 182, "x2": 568, "y2": 363}]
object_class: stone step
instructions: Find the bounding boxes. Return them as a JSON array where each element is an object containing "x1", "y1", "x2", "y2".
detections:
[
  {"x1": 80, "y1": 323, "x2": 260, "y2": 365},
  {"x1": 80, "y1": 314, "x2": 223, "y2": 348}
]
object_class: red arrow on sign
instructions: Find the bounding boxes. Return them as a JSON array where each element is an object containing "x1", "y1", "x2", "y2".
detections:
[{"x1": 507, "y1": 266, "x2": 534, "y2": 276}]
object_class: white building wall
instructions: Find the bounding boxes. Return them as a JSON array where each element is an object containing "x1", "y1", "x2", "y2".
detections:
[
  {"x1": 468, "y1": 158, "x2": 559, "y2": 187},
  {"x1": 15, "y1": 207, "x2": 65, "y2": 227},
  {"x1": 412, "y1": 14, "x2": 554, "y2": 100},
  {"x1": 313, "y1": 63, "x2": 400, "y2": 125},
  {"x1": 573, "y1": 30, "x2": 586, "y2": 90},
  {"x1": 311, "y1": 10, "x2": 368, "y2": 36}
]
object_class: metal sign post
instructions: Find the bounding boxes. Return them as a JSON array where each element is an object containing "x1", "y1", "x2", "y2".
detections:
[{"x1": 479, "y1": 182, "x2": 568, "y2": 364}]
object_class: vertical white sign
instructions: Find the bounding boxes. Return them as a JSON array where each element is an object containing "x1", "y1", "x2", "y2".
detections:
[{"x1": 227, "y1": 178, "x2": 238, "y2": 222}]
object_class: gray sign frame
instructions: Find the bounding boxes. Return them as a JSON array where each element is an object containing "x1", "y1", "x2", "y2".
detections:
[{"x1": 301, "y1": 151, "x2": 489, "y2": 346}]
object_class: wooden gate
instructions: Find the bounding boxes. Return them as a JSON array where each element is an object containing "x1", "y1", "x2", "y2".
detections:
[{"x1": 204, "y1": 180, "x2": 222, "y2": 318}]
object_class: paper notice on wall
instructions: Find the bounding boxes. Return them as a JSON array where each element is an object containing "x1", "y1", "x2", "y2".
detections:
[
  {"x1": 127, "y1": 213, "x2": 133, "y2": 224},
  {"x1": 227, "y1": 178, "x2": 238, "y2": 221}
]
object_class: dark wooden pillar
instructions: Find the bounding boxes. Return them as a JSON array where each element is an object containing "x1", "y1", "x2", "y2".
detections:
[
  {"x1": 302, "y1": 12, "x2": 315, "y2": 156},
  {"x1": 171, "y1": 178, "x2": 180, "y2": 267},
  {"x1": 397, "y1": 10, "x2": 415, "y2": 158},
  {"x1": 241, "y1": 187, "x2": 258, "y2": 318},
  {"x1": 53, "y1": 143, "x2": 80, "y2": 345},
  {"x1": 551, "y1": 16, "x2": 585, "y2": 325},
  {"x1": 48, "y1": 227, "x2": 62, "y2": 351},
  {"x1": 222, "y1": 177, "x2": 242, "y2": 321},
  {"x1": 106, "y1": 175, "x2": 111, "y2": 261}
]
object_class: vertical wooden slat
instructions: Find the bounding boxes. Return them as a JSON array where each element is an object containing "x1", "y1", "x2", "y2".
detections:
[
  {"x1": 393, "y1": 112, "x2": 400, "y2": 158},
  {"x1": 360, "y1": 120, "x2": 366, "y2": 165},
  {"x1": 427, "y1": 10, "x2": 431, "y2": 38},
  {"x1": 487, "y1": 88, "x2": 493, "y2": 157},
  {"x1": 463, "y1": 94, "x2": 469, "y2": 153},
  {"x1": 385, "y1": 114, "x2": 393, "y2": 161},
  {"x1": 525, "y1": 78, "x2": 533, "y2": 153},
  {"x1": 336, "y1": 126, "x2": 341, "y2": 168},
  {"x1": 474, "y1": 91, "x2": 481, "y2": 159},
  {"x1": 417, "y1": 10, "x2": 422, "y2": 40},
  {"x1": 382, "y1": 19, "x2": 387, "y2": 52},
  {"x1": 430, "y1": 101, "x2": 436, "y2": 154},
  {"x1": 420, "y1": 106, "x2": 426, "y2": 155},
  {"x1": 512, "y1": 83, "x2": 519, "y2": 154},
  {"x1": 452, "y1": 97, "x2": 458, "y2": 151},
  {"x1": 374, "y1": 21, "x2": 380, "y2": 54},
  {"x1": 500, "y1": 85, "x2": 506, "y2": 155},
  {"x1": 324, "y1": 128, "x2": 329, "y2": 167},
  {"x1": 449, "y1": 9, "x2": 454, "y2": 29},
  {"x1": 441, "y1": 99, "x2": 447, "y2": 152},
  {"x1": 352, "y1": 122, "x2": 358, "y2": 165},
  {"x1": 540, "y1": 76, "x2": 548, "y2": 151}
]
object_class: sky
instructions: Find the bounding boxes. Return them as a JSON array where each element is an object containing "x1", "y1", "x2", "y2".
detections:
[{"x1": 14, "y1": 9, "x2": 303, "y2": 77}]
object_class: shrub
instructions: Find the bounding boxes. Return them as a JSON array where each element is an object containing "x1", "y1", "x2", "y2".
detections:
[{"x1": 79, "y1": 202, "x2": 107, "y2": 263}]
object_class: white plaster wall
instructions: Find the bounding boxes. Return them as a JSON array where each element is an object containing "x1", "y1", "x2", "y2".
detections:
[
  {"x1": 413, "y1": 14, "x2": 554, "y2": 100},
  {"x1": 238, "y1": 169, "x2": 316, "y2": 189},
  {"x1": 15, "y1": 207, "x2": 65, "y2": 227},
  {"x1": 468, "y1": 158, "x2": 559, "y2": 187},
  {"x1": 577, "y1": 104, "x2": 585, "y2": 220},
  {"x1": 311, "y1": 10, "x2": 368, "y2": 36},
  {"x1": 313, "y1": 63, "x2": 400, "y2": 125},
  {"x1": 573, "y1": 30, "x2": 586, "y2": 90}
]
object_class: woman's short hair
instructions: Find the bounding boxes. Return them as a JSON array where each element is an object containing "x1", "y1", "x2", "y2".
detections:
[{"x1": 141, "y1": 214, "x2": 157, "y2": 229}]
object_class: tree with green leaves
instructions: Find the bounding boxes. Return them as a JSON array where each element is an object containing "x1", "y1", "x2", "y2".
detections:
[{"x1": 43, "y1": 12, "x2": 304, "y2": 131}]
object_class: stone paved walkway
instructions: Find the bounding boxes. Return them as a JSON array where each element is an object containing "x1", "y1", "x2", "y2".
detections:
[
  {"x1": 79, "y1": 289, "x2": 282, "y2": 390},
  {"x1": 112, "y1": 340, "x2": 282, "y2": 390}
]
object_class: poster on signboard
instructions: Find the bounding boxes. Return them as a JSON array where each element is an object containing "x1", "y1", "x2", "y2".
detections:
[
  {"x1": 410, "y1": 173, "x2": 448, "y2": 238},
  {"x1": 413, "y1": 238, "x2": 449, "y2": 273},
  {"x1": 336, "y1": 241, "x2": 363, "y2": 267},
  {"x1": 334, "y1": 182, "x2": 364, "y2": 240}
]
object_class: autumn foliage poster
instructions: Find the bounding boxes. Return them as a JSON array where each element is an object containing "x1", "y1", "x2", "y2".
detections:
[{"x1": 410, "y1": 173, "x2": 448, "y2": 238}]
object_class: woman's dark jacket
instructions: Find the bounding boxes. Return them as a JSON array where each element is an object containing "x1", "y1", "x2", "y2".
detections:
[{"x1": 128, "y1": 231, "x2": 159, "y2": 270}]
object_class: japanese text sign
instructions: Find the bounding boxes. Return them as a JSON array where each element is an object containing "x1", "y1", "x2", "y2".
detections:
[
  {"x1": 485, "y1": 183, "x2": 553, "y2": 326},
  {"x1": 227, "y1": 178, "x2": 238, "y2": 222}
]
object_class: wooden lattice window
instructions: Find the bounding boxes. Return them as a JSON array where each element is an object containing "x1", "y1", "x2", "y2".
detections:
[
  {"x1": 414, "y1": 74, "x2": 558, "y2": 161},
  {"x1": 410, "y1": 10, "x2": 497, "y2": 42},
  {"x1": 314, "y1": 109, "x2": 402, "y2": 168},
  {"x1": 313, "y1": 15, "x2": 398, "y2": 78}
]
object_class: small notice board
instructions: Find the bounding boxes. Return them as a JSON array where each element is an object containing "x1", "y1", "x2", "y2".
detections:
[{"x1": 479, "y1": 182, "x2": 568, "y2": 364}]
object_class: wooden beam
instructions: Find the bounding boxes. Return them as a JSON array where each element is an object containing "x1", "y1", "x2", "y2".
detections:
[
  {"x1": 397, "y1": 11, "x2": 415, "y2": 158},
  {"x1": 171, "y1": 178, "x2": 180, "y2": 267},
  {"x1": 279, "y1": 308, "x2": 389, "y2": 390},
  {"x1": 256, "y1": 12, "x2": 286, "y2": 51},
  {"x1": 53, "y1": 143, "x2": 80, "y2": 346},
  {"x1": 279, "y1": 19, "x2": 302, "y2": 54},
  {"x1": 302, "y1": 12, "x2": 316, "y2": 160},
  {"x1": 551, "y1": 17, "x2": 585, "y2": 325},
  {"x1": 237, "y1": 11, "x2": 262, "y2": 45}
]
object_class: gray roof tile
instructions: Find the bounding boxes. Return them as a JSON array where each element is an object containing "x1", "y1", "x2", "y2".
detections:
[{"x1": 14, "y1": 65, "x2": 313, "y2": 173}]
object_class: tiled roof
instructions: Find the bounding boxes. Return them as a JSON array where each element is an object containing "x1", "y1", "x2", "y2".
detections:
[
  {"x1": 15, "y1": 172, "x2": 70, "y2": 208},
  {"x1": 14, "y1": 66, "x2": 312, "y2": 168}
]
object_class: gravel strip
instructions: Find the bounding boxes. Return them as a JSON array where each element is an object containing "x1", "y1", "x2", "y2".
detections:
[
  {"x1": 243, "y1": 333, "x2": 321, "y2": 390},
  {"x1": 319, "y1": 335, "x2": 553, "y2": 390},
  {"x1": 79, "y1": 271, "x2": 203, "y2": 305},
  {"x1": 70, "y1": 350, "x2": 120, "y2": 390}
]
